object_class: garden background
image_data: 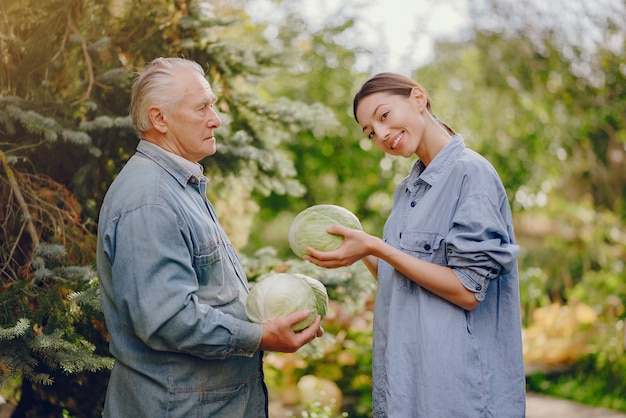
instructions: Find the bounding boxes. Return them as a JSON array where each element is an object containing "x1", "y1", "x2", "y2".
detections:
[{"x1": 1, "y1": 0, "x2": 625, "y2": 416}]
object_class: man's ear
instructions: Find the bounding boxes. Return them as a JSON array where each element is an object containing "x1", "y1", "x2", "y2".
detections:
[
  {"x1": 411, "y1": 86, "x2": 428, "y2": 112},
  {"x1": 148, "y1": 106, "x2": 168, "y2": 134}
]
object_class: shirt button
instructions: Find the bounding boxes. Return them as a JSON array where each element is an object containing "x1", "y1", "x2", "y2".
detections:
[
  {"x1": 424, "y1": 244, "x2": 431, "y2": 251},
  {"x1": 475, "y1": 284, "x2": 482, "y2": 291},
  {"x1": 410, "y1": 201, "x2": 416, "y2": 207}
]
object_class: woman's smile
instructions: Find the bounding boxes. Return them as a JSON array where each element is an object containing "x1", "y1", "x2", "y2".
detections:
[{"x1": 391, "y1": 132, "x2": 404, "y2": 149}]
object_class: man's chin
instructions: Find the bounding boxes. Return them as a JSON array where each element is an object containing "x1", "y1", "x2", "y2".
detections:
[{"x1": 205, "y1": 146, "x2": 217, "y2": 157}]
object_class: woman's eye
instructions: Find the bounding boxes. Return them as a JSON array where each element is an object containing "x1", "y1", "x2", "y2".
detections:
[
  {"x1": 381, "y1": 111, "x2": 389, "y2": 120},
  {"x1": 368, "y1": 130, "x2": 375, "y2": 139}
]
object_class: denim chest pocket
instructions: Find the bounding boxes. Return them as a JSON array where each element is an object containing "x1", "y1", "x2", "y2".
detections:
[
  {"x1": 399, "y1": 231, "x2": 447, "y2": 264},
  {"x1": 193, "y1": 241, "x2": 240, "y2": 307},
  {"x1": 396, "y1": 231, "x2": 447, "y2": 294}
]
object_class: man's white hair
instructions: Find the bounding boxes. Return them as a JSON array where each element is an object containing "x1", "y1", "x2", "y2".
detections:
[{"x1": 130, "y1": 57, "x2": 206, "y2": 134}]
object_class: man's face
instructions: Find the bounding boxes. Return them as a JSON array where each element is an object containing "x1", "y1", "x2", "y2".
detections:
[{"x1": 161, "y1": 69, "x2": 222, "y2": 162}]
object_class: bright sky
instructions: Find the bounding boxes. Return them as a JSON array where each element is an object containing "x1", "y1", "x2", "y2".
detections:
[
  {"x1": 248, "y1": 0, "x2": 626, "y2": 75},
  {"x1": 347, "y1": 0, "x2": 470, "y2": 73},
  {"x1": 247, "y1": 0, "x2": 469, "y2": 75}
]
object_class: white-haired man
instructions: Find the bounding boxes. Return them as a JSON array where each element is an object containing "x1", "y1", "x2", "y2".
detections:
[{"x1": 97, "y1": 57, "x2": 322, "y2": 418}]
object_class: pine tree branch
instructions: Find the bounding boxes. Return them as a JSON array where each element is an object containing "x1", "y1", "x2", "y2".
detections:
[
  {"x1": 0, "y1": 149, "x2": 39, "y2": 249},
  {"x1": 68, "y1": 14, "x2": 94, "y2": 107}
]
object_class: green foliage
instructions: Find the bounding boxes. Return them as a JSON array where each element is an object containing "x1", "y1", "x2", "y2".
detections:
[
  {"x1": 0, "y1": 243, "x2": 113, "y2": 388},
  {"x1": 527, "y1": 352, "x2": 626, "y2": 412},
  {"x1": 244, "y1": 7, "x2": 391, "y2": 256}
]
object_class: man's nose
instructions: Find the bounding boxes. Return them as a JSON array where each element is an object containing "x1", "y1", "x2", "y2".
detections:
[{"x1": 209, "y1": 110, "x2": 221, "y2": 128}]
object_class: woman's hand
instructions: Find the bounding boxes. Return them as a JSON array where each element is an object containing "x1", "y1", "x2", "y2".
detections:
[{"x1": 304, "y1": 225, "x2": 376, "y2": 268}]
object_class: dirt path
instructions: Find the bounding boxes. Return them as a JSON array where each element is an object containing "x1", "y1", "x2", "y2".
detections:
[{"x1": 527, "y1": 393, "x2": 626, "y2": 418}]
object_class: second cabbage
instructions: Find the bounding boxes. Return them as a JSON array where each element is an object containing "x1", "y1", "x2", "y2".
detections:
[{"x1": 246, "y1": 272, "x2": 329, "y2": 331}]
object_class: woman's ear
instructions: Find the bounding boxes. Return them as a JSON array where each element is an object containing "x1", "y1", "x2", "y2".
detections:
[
  {"x1": 411, "y1": 86, "x2": 428, "y2": 112},
  {"x1": 148, "y1": 106, "x2": 168, "y2": 134}
]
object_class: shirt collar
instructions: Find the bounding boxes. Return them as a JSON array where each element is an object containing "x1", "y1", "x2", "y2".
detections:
[
  {"x1": 136, "y1": 140, "x2": 207, "y2": 187},
  {"x1": 406, "y1": 134, "x2": 466, "y2": 192}
]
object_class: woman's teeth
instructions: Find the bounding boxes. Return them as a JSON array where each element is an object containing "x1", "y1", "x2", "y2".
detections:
[{"x1": 391, "y1": 133, "x2": 403, "y2": 149}]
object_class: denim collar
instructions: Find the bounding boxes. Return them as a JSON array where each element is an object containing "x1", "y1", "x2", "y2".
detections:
[
  {"x1": 135, "y1": 140, "x2": 206, "y2": 188},
  {"x1": 406, "y1": 134, "x2": 466, "y2": 192}
]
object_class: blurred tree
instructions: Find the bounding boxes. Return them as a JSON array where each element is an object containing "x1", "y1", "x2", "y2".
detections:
[{"x1": 243, "y1": 5, "x2": 399, "y2": 257}]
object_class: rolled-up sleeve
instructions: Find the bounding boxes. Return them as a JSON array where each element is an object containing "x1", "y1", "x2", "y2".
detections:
[{"x1": 446, "y1": 194, "x2": 519, "y2": 301}]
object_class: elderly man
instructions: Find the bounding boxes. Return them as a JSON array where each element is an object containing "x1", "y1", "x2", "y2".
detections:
[{"x1": 97, "y1": 57, "x2": 322, "y2": 418}]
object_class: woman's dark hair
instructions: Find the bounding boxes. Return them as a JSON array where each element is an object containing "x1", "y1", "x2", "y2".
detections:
[{"x1": 353, "y1": 73, "x2": 455, "y2": 135}]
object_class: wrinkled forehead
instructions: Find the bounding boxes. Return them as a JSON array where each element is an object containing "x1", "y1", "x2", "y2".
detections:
[{"x1": 173, "y1": 69, "x2": 216, "y2": 100}]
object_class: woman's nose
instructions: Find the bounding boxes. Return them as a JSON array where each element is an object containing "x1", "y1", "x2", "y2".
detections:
[{"x1": 373, "y1": 123, "x2": 389, "y2": 142}]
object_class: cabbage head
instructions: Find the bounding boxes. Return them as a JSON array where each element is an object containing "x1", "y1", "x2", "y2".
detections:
[
  {"x1": 288, "y1": 204, "x2": 362, "y2": 258},
  {"x1": 246, "y1": 273, "x2": 328, "y2": 331}
]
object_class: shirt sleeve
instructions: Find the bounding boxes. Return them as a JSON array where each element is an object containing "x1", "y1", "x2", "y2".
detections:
[
  {"x1": 446, "y1": 193, "x2": 519, "y2": 301},
  {"x1": 109, "y1": 204, "x2": 263, "y2": 359}
]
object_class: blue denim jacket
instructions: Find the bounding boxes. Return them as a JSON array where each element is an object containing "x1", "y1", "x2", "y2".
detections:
[
  {"x1": 372, "y1": 135, "x2": 526, "y2": 417},
  {"x1": 96, "y1": 140, "x2": 266, "y2": 418}
]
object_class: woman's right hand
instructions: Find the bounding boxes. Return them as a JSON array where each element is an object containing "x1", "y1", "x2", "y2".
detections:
[{"x1": 304, "y1": 225, "x2": 376, "y2": 268}]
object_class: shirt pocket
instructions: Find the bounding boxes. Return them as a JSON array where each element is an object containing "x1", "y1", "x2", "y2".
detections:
[
  {"x1": 193, "y1": 240, "x2": 240, "y2": 307},
  {"x1": 394, "y1": 231, "x2": 446, "y2": 294},
  {"x1": 399, "y1": 231, "x2": 447, "y2": 265}
]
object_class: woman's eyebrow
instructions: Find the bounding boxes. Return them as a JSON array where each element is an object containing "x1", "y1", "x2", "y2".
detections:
[{"x1": 361, "y1": 103, "x2": 387, "y2": 133}]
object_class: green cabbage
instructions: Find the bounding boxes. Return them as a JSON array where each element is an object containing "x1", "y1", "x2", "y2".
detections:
[
  {"x1": 246, "y1": 273, "x2": 329, "y2": 331},
  {"x1": 288, "y1": 204, "x2": 362, "y2": 258},
  {"x1": 294, "y1": 273, "x2": 328, "y2": 318}
]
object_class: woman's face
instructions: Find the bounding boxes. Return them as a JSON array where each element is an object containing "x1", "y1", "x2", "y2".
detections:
[{"x1": 355, "y1": 89, "x2": 427, "y2": 158}]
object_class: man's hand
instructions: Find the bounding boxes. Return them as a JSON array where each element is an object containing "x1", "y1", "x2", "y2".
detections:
[{"x1": 259, "y1": 310, "x2": 323, "y2": 353}]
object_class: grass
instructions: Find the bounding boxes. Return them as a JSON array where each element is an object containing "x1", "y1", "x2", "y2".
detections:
[{"x1": 526, "y1": 354, "x2": 626, "y2": 413}]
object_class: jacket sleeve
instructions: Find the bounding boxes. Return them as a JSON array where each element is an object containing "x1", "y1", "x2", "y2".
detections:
[{"x1": 108, "y1": 204, "x2": 263, "y2": 359}]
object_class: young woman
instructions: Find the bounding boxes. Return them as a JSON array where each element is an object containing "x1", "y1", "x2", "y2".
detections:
[{"x1": 305, "y1": 73, "x2": 526, "y2": 417}]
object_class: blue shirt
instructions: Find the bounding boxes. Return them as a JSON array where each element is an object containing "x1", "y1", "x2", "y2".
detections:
[
  {"x1": 96, "y1": 140, "x2": 266, "y2": 418},
  {"x1": 373, "y1": 135, "x2": 526, "y2": 417}
]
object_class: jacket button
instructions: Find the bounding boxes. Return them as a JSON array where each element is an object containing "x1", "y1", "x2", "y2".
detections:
[
  {"x1": 475, "y1": 284, "x2": 482, "y2": 291},
  {"x1": 424, "y1": 244, "x2": 431, "y2": 251},
  {"x1": 410, "y1": 201, "x2": 416, "y2": 207}
]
